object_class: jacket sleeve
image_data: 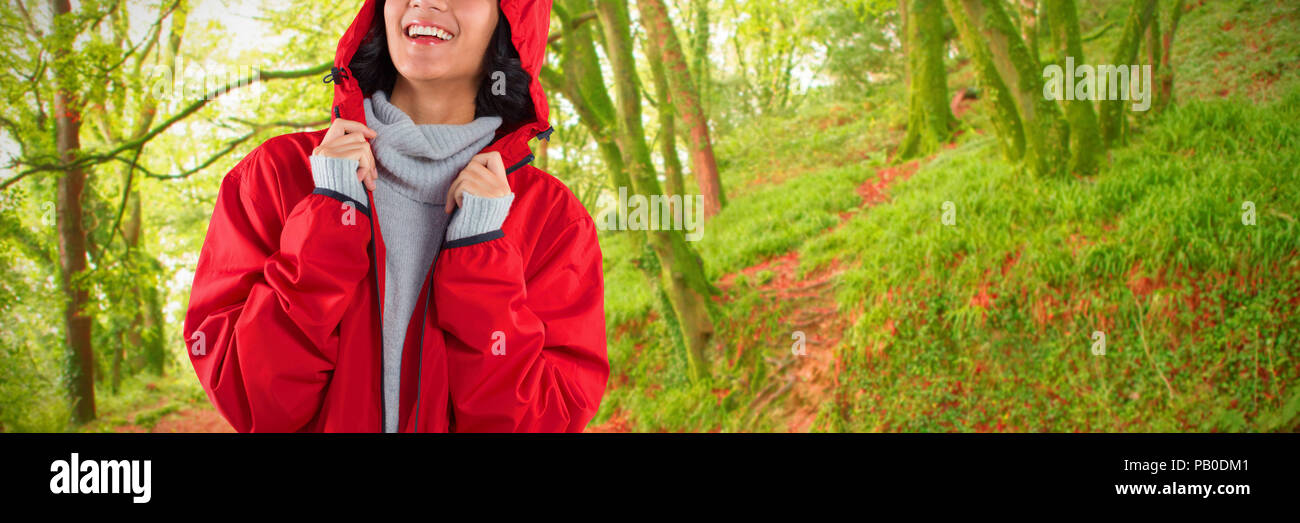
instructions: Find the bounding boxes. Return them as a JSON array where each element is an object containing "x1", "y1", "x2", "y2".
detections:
[
  {"x1": 433, "y1": 213, "x2": 609, "y2": 432},
  {"x1": 183, "y1": 145, "x2": 373, "y2": 433}
]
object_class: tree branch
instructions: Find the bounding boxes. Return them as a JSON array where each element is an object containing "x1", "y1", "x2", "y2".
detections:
[
  {"x1": 549, "y1": 11, "x2": 599, "y2": 45},
  {"x1": 108, "y1": 118, "x2": 328, "y2": 181},
  {"x1": 13, "y1": 0, "x2": 43, "y2": 37},
  {"x1": 90, "y1": 117, "x2": 326, "y2": 258},
  {"x1": 1, "y1": 61, "x2": 332, "y2": 190}
]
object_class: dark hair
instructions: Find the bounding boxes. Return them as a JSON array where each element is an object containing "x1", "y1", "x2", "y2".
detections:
[{"x1": 348, "y1": 1, "x2": 536, "y2": 129}]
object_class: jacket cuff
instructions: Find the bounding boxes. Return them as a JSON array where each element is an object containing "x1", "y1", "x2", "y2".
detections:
[
  {"x1": 446, "y1": 192, "x2": 514, "y2": 242},
  {"x1": 310, "y1": 155, "x2": 368, "y2": 209}
]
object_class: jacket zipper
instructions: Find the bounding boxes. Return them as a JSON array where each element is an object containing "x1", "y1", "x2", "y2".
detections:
[
  {"x1": 372, "y1": 200, "x2": 438, "y2": 433},
  {"x1": 411, "y1": 253, "x2": 438, "y2": 433},
  {"x1": 368, "y1": 201, "x2": 385, "y2": 433}
]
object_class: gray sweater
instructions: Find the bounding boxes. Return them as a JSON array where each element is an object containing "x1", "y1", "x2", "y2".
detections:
[{"x1": 309, "y1": 89, "x2": 511, "y2": 433}]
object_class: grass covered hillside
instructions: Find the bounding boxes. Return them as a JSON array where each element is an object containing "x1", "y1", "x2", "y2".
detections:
[{"x1": 589, "y1": 0, "x2": 1300, "y2": 433}]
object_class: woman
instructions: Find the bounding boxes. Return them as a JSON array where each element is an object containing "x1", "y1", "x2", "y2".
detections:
[{"x1": 183, "y1": 0, "x2": 609, "y2": 433}]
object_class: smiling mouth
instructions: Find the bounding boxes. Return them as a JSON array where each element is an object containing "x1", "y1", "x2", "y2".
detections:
[{"x1": 404, "y1": 22, "x2": 455, "y2": 43}]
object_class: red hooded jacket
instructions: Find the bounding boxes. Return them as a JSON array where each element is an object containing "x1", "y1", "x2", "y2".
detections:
[{"x1": 183, "y1": 0, "x2": 608, "y2": 432}]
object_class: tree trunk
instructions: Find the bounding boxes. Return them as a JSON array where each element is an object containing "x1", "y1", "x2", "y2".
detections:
[
  {"x1": 900, "y1": 0, "x2": 911, "y2": 86},
  {"x1": 51, "y1": 0, "x2": 95, "y2": 423},
  {"x1": 637, "y1": 0, "x2": 725, "y2": 218},
  {"x1": 1021, "y1": 0, "x2": 1039, "y2": 64},
  {"x1": 597, "y1": 0, "x2": 715, "y2": 381},
  {"x1": 1145, "y1": 4, "x2": 1161, "y2": 113},
  {"x1": 1044, "y1": 0, "x2": 1102, "y2": 175},
  {"x1": 544, "y1": 0, "x2": 631, "y2": 189},
  {"x1": 112, "y1": 329, "x2": 124, "y2": 394},
  {"x1": 689, "y1": 0, "x2": 710, "y2": 118},
  {"x1": 1098, "y1": 0, "x2": 1157, "y2": 147},
  {"x1": 122, "y1": 0, "x2": 188, "y2": 378},
  {"x1": 898, "y1": 0, "x2": 954, "y2": 159},
  {"x1": 644, "y1": 34, "x2": 687, "y2": 202},
  {"x1": 142, "y1": 283, "x2": 165, "y2": 375},
  {"x1": 947, "y1": 0, "x2": 1068, "y2": 176},
  {"x1": 1156, "y1": 0, "x2": 1185, "y2": 112},
  {"x1": 942, "y1": 0, "x2": 1025, "y2": 163}
]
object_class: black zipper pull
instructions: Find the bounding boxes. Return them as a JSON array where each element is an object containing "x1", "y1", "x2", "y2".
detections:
[{"x1": 322, "y1": 66, "x2": 350, "y2": 85}]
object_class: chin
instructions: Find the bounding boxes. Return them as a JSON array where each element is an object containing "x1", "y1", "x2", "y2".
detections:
[{"x1": 396, "y1": 67, "x2": 456, "y2": 83}]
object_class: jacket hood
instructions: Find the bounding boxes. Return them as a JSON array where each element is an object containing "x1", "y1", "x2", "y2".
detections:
[{"x1": 327, "y1": 0, "x2": 554, "y2": 173}]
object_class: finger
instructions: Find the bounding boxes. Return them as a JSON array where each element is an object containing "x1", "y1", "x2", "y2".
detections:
[
  {"x1": 471, "y1": 151, "x2": 505, "y2": 174},
  {"x1": 322, "y1": 121, "x2": 343, "y2": 142},
  {"x1": 324, "y1": 118, "x2": 363, "y2": 141},
  {"x1": 330, "y1": 140, "x2": 369, "y2": 152},
  {"x1": 353, "y1": 158, "x2": 368, "y2": 184},
  {"x1": 462, "y1": 164, "x2": 507, "y2": 197},
  {"x1": 452, "y1": 177, "x2": 478, "y2": 207},
  {"x1": 359, "y1": 149, "x2": 377, "y2": 191},
  {"x1": 359, "y1": 151, "x2": 375, "y2": 179},
  {"x1": 474, "y1": 162, "x2": 500, "y2": 182},
  {"x1": 452, "y1": 177, "x2": 469, "y2": 208},
  {"x1": 335, "y1": 119, "x2": 377, "y2": 139},
  {"x1": 482, "y1": 151, "x2": 506, "y2": 177},
  {"x1": 458, "y1": 178, "x2": 481, "y2": 199},
  {"x1": 336, "y1": 132, "x2": 369, "y2": 146},
  {"x1": 445, "y1": 177, "x2": 465, "y2": 214},
  {"x1": 327, "y1": 143, "x2": 369, "y2": 160},
  {"x1": 460, "y1": 162, "x2": 487, "y2": 181},
  {"x1": 331, "y1": 146, "x2": 365, "y2": 172}
]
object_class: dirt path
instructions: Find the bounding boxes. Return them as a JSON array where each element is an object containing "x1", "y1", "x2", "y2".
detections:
[
  {"x1": 712, "y1": 160, "x2": 921, "y2": 433},
  {"x1": 717, "y1": 252, "x2": 847, "y2": 432},
  {"x1": 111, "y1": 399, "x2": 234, "y2": 433},
  {"x1": 148, "y1": 406, "x2": 234, "y2": 433}
]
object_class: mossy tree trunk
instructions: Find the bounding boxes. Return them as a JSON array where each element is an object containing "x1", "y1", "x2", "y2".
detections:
[
  {"x1": 643, "y1": 34, "x2": 687, "y2": 202},
  {"x1": 944, "y1": 0, "x2": 1021, "y2": 165},
  {"x1": 1044, "y1": 0, "x2": 1102, "y2": 175},
  {"x1": 51, "y1": 0, "x2": 95, "y2": 423},
  {"x1": 637, "y1": 0, "x2": 725, "y2": 219},
  {"x1": 1144, "y1": 4, "x2": 1161, "y2": 116},
  {"x1": 1156, "y1": 0, "x2": 1186, "y2": 113},
  {"x1": 947, "y1": 0, "x2": 1068, "y2": 177},
  {"x1": 597, "y1": 0, "x2": 716, "y2": 382},
  {"x1": 1020, "y1": 0, "x2": 1040, "y2": 64},
  {"x1": 897, "y1": 0, "x2": 954, "y2": 160},
  {"x1": 543, "y1": 0, "x2": 632, "y2": 190},
  {"x1": 689, "y1": 0, "x2": 711, "y2": 118},
  {"x1": 1098, "y1": 0, "x2": 1158, "y2": 147}
]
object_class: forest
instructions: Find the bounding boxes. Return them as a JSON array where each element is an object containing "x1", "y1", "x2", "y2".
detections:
[{"x1": 0, "y1": 0, "x2": 1296, "y2": 433}]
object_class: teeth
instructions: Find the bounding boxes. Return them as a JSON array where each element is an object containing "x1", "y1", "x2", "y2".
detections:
[{"x1": 407, "y1": 25, "x2": 452, "y2": 40}]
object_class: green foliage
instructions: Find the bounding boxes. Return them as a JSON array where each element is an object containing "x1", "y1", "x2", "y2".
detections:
[
  {"x1": 798, "y1": 89, "x2": 1300, "y2": 432},
  {"x1": 812, "y1": 1, "x2": 903, "y2": 99}
]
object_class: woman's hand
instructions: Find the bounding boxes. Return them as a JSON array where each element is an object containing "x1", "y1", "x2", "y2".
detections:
[
  {"x1": 445, "y1": 151, "x2": 510, "y2": 214},
  {"x1": 312, "y1": 119, "x2": 379, "y2": 191}
]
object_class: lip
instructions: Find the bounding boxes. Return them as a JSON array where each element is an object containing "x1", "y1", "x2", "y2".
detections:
[{"x1": 402, "y1": 20, "x2": 456, "y2": 46}]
